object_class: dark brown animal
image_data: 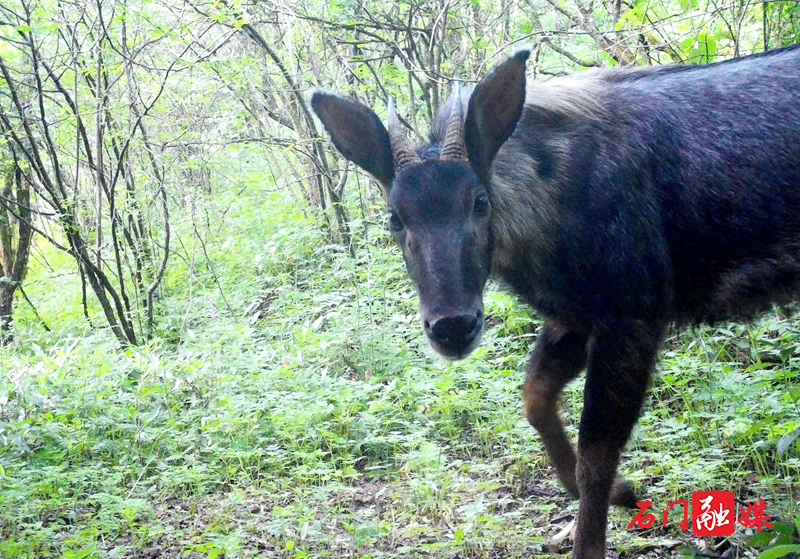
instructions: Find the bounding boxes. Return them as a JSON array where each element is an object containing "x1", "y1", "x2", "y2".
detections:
[{"x1": 310, "y1": 45, "x2": 800, "y2": 558}]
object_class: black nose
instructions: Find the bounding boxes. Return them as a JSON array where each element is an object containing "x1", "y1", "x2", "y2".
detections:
[{"x1": 428, "y1": 314, "x2": 479, "y2": 342}]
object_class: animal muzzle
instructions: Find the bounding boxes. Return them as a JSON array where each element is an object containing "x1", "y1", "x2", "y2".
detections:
[{"x1": 423, "y1": 309, "x2": 484, "y2": 360}]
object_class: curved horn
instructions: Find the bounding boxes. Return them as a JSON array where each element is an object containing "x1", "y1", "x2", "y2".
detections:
[
  {"x1": 440, "y1": 81, "x2": 469, "y2": 162},
  {"x1": 387, "y1": 97, "x2": 421, "y2": 174}
]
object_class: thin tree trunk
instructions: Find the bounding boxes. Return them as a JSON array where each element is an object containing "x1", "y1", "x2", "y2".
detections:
[{"x1": 0, "y1": 154, "x2": 33, "y2": 344}]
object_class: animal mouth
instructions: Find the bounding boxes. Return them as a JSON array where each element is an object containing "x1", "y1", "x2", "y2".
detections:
[{"x1": 424, "y1": 312, "x2": 485, "y2": 360}]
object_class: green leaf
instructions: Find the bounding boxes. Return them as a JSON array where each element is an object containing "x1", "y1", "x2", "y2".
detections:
[
  {"x1": 748, "y1": 531, "x2": 776, "y2": 547},
  {"x1": 681, "y1": 31, "x2": 717, "y2": 64},
  {"x1": 777, "y1": 426, "x2": 800, "y2": 455},
  {"x1": 26, "y1": 392, "x2": 45, "y2": 407},
  {"x1": 758, "y1": 544, "x2": 800, "y2": 559},
  {"x1": 773, "y1": 521, "x2": 796, "y2": 537},
  {"x1": 617, "y1": 6, "x2": 645, "y2": 29},
  {"x1": 60, "y1": 545, "x2": 97, "y2": 559}
]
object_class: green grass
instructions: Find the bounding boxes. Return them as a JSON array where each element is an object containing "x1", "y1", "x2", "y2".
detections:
[{"x1": 1, "y1": 176, "x2": 799, "y2": 558}]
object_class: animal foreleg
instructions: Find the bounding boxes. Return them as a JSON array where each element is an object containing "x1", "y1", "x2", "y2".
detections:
[
  {"x1": 523, "y1": 322, "x2": 586, "y2": 496},
  {"x1": 523, "y1": 321, "x2": 636, "y2": 507},
  {"x1": 572, "y1": 325, "x2": 661, "y2": 559}
]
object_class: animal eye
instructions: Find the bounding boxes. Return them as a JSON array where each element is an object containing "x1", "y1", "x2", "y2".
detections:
[
  {"x1": 387, "y1": 210, "x2": 404, "y2": 232},
  {"x1": 474, "y1": 193, "x2": 489, "y2": 214}
]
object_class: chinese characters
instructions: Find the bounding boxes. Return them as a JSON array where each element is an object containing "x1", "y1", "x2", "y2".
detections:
[{"x1": 627, "y1": 492, "x2": 772, "y2": 536}]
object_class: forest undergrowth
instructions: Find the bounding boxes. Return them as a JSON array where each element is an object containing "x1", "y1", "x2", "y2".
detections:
[{"x1": 1, "y1": 165, "x2": 799, "y2": 558}]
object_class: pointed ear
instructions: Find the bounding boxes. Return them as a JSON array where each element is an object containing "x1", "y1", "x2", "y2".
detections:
[
  {"x1": 464, "y1": 49, "x2": 530, "y2": 184},
  {"x1": 310, "y1": 91, "x2": 395, "y2": 195}
]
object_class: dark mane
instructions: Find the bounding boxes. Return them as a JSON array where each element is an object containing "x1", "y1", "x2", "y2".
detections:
[
  {"x1": 603, "y1": 42, "x2": 800, "y2": 82},
  {"x1": 429, "y1": 43, "x2": 800, "y2": 150}
]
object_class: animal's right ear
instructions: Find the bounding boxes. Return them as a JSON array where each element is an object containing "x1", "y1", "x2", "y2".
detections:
[
  {"x1": 464, "y1": 49, "x2": 530, "y2": 184},
  {"x1": 310, "y1": 92, "x2": 395, "y2": 195}
]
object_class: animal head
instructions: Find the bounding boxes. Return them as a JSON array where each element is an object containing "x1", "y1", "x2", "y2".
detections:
[{"x1": 311, "y1": 50, "x2": 529, "y2": 359}]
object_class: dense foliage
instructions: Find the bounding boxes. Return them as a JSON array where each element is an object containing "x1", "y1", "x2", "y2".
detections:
[{"x1": 1, "y1": 0, "x2": 800, "y2": 557}]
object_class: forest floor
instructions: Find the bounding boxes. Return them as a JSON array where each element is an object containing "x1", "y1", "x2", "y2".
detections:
[{"x1": 1, "y1": 190, "x2": 798, "y2": 558}]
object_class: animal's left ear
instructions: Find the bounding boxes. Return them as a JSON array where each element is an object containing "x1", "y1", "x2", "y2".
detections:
[{"x1": 464, "y1": 49, "x2": 530, "y2": 183}]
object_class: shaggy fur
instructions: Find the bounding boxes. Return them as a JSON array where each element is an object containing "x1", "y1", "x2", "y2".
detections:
[{"x1": 430, "y1": 45, "x2": 800, "y2": 330}]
